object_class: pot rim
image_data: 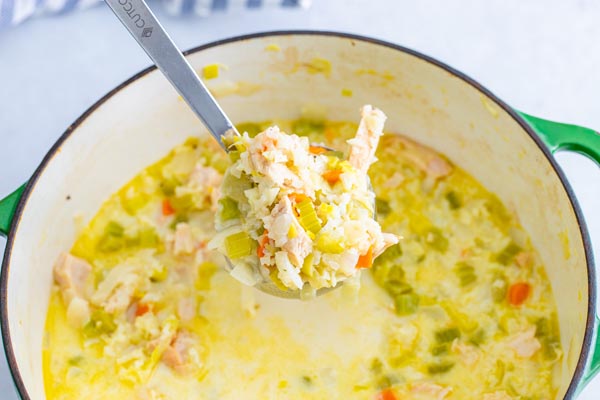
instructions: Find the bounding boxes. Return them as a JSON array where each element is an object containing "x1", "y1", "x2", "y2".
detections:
[{"x1": 1, "y1": 30, "x2": 595, "y2": 400}]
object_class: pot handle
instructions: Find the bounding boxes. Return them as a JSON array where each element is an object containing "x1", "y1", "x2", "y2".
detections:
[
  {"x1": 0, "y1": 185, "x2": 26, "y2": 238},
  {"x1": 518, "y1": 112, "x2": 600, "y2": 165},
  {"x1": 519, "y1": 111, "x2": 600, "y2": 389}
]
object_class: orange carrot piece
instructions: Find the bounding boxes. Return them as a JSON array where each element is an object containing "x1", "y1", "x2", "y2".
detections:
[
  {"x1": 508, "y1": 282, "x2": 531, "y2": 306},
  {"x1": 289, "y1": 193, "x2": 309, "y2": 204},
  {"x1": 377, "y1": 388, "x2": 397, "y2": 400},
  {"x1": 135, "y1": 303, "x2": 151, "y2": 317},
  {"x1": 322, "y1": 169, "x2": 342, "y2": 185},
  {"x1": 162, "y1": 199, "x2": 175, "y2": 216},
  {"x1": 356, "y1": 246, "x2": 374, "y2": 269},
  {"x1": 257, "y1": 231, "x2": 269, "y2": 258},
  {"x1": 309, "y1": 145, "x2": 328, "y2": 155}
]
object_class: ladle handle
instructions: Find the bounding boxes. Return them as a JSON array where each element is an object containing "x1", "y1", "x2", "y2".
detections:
[{"x1": 104, "y1": 0, "x2": 236, "y2": 149}]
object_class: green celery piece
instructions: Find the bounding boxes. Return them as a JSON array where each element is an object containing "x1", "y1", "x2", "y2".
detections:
[
  {"x1": 468, "y1": 329, "x2": 486, "y2": 346},
  {"x1": 431, "y1": 343, "x2": 449, "y2": 356},
  {"x1": 315, "y1": 234, "x2": 344, "y2": 254},
  {"x1": 292, "y1": 119, "x2": 325, "y2": 137},
  {"x1": 493, "y1": 242, "x2": 522, "y2": 265},
  {"x1": 394, "y1": 293, "x2": 419, "y2": 316},
  {"x1": 97, "y1": 234, "x2": 123, "y2": 253},
  {"x1": 375, "y1": 198, "x2": 392, "y2": 216},
  {"x1": 219, "y1": 197, "x2": 240, "y2": 221},
  {"x1": 384, "y1": 281, "x2": 413, "y2": 297},
  {"x1": 169, "y1": 214, "x2": 189, "y2": 230},
  {"x1": 83, "y1": 310, "x2": 117, "y2": 337},
  {"x1": 425, "y1": 228, "x2": 449, "y2": 253},
  {"x1": 427, "y1": 362, "x2": 455, "y2": 374},
  {"x1": 454, "y1": 262, "x2": 476, "y2": 287},
  {"x1": 139, "y1": 228, "x2": 160, "y2": 247},
  {"x1": 159, "y1": 178, "x2": 179, "y2": 196},
  {"x1": 435, "y1": 327, "x2": 461, "y2": 343},
  {"x1": 445, "y1": 191, "x2": 462, "y2": 209},
  {"x1": 296, "y1": 199, "x2": 321, "y2": 234},
  {"x1": 491, "y1": 274, "x2": 508, "y2": 303},
  {"x1": 236, "y1": 122, "x2": 263, "y2": 138},
  {"x1": 225, "y1": 231, "x2": 255, "y2": 259},
  {"x1": 105, "y1": 221, "x2": 124, "y2": 237}
]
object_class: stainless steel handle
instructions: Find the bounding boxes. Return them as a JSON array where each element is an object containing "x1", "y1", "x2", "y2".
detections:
[{"x1": 104, "y1": 0, "x2": 236, "y2": 149}]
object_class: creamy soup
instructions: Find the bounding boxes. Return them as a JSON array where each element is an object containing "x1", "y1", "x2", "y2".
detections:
[{"x1": 44, "y1": 119, "x2": 561, "y2": 400}]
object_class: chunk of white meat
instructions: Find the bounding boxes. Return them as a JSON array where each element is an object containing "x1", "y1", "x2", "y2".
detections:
[
  {"x1": 245, "y1": 127, "x2": 311, "y2": 193},
  {"x1": 398, "y1": 137, "x2": 453, "y2": 179},
  {"x1": 172, "y1": 222, "x2": 195, "y2": 256},
  {"x1": 177, "y1": 297, "x2": 197, "y2": 322},
  {"x1": 264, "y1": 196, "x2": 312, "y2": 268},
  {"x1": 275, "y1": 251, "x2": 304, "y2": 290},
  {"x1": 410, "y1": 382, "x2": 452, "y2": 399},
  {"x1": 451, "y1": 339, "x2": 480, "y2": 366},
  {"x1": 66, "y1": 296, "x2": 91, "y2": 328},
  {"x1": 161, "y1": 331, "x2": 199, "y2": 373},
  {"x1": 91, "y1": 263, "x2": 141, "y2": 313},
  {"x1": 53, "y1": 252, "x2": 92, "y2": 304},
  {"x1": 188, "y1": 164, "x2": 222, "y2": 211},
  {"x1": 507, "y1": 327, "x2": 541, "y2": 358},
  {"x1": 483, "y1": 391, "x2": 513, "y2": 400},
  {"x1": 348, "y1": 105, "x2": 387, "y2": 174}
]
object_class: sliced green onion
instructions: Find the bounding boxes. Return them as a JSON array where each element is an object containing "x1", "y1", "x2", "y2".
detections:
[
  {"x1": 435, "y1": 327, "x2": 461, "y2": 343},
  {"x1": 394, "y1": 293, "x2": 419, "y2": 316},
  {"x1": 225, "y1": 232, "x2": 255, "y2": 259},
  {"x1": 219, "y1": 197, "x2": 240, "y2": 221}
]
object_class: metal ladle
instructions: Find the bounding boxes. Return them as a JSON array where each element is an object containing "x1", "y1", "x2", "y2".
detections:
[{"x1": 104, "y1": 0, "x2": 352, "y2": 299}]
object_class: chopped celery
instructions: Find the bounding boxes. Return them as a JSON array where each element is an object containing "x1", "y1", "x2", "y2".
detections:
[
  {"x1": 169, "y1": 194, "x2": 194, "y2": 213},
  {"x1": 105, "y1": 221, "x2": 124, "y2": 237},
  {"x1": 491, "y1": 275, "x2": 508, "y2": 303},
  {"x1": 301, "y1": 253, "x2": 315, "y2": 277},
  {"x1": 150, "y1": 264, "x2": 168, "y2": 282},
  {"x1": 435, "y1": 327, "x2": 460, "y2": 343},
  {"x1": 97, "y1": 235, "x2": 123, "y2": 253},
  {"x1": 269, "y1": 269, "x2": 288, "y2": 291},
  {"x1": 195, "y1": 261, "x2": 218, "y2": 290},
  {"x1": 292, "y1": 119, "x2": 325, "y2": 138},
  {"x1": 211, "y1": 157, "x2": 230, "y2": 174},
  {"x1": 468, "y1": 329, "x2": 486, "y2": 346},
  {"x1": 377, "y1": 243, "x2": 403, "y2": 263},
  {"x1": 370, "y1": 358, "x2": 384, "y2": 374},
  {"x1": 427, "y1": 362, "x2": 454, "y2": 374},
  {"x1": 219, "y1": 197, "x2": 240, "y2": 221},
  {"x1": 228, "y1": 150, "x2": 241, "y2": 163},
  {"x1": 236, "y1": 122, "x2": 263, "y2": 138},
  {"x1": 225, "y1": 232, "x2": 256, "y2": 259},
  {"x1": 431, "y1": 343, "x2": 449, "y2": 356},
  {"x1": 169, "y1": 214, "x2": 189, "y2": 230},
  {"x1": 83, "y1": 310, "x2": 117, "y2": 337},
  {"x1": 159, "y1": 178, "x2": 179, "y2": 196},
  {"x1": 454, "y1": 262, "x2": 476, "y2": 287},
  {"x1": 394, "y1": 293, "x2": 419, "y2": 316},
  {"x1": 384, "y1": 281, "x2": 412, "y2": 297},
  {"x1": 493, "y1": 242, "x2": 522, "y2": 265},
  {"x1": 315, "y1": 234, "x2": 344, "y2": 254},
  {"x1": 222, "y1": 173, "x2": 252, "y2": 203},
  {"x1": 296, "y1": 199, "x2": 322, "y2": 234},
  {"x1": 327, "y1": 150, "x2": 345, "y2": 159},
  {"x1": 445, "y1": 191, "x2": 462, "y2": 209},
  {"x1": 375, "y1": 198, "x2": 392, "y2": 216},
  {"x1": 139, "y1": 228, "x2": 160, "y2": 248},
  {"x1": 425, "y1": 228, "x2": 449, "y2": 253}
]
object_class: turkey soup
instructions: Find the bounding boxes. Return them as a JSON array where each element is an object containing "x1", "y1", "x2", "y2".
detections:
[{"x1": 44, "y1": 118, "x2": 561, "y2": 400}]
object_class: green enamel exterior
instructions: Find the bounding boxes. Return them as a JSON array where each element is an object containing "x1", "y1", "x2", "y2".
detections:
[
  {"x1": 0, "y1": 184, "x2": 26, "y2": 238},
  {"x1": 518, "y1": 111, "x2": 600, "y2": 393},
  {"x1": 0, "y1": 112, "x2": 598, "y2": 391}
]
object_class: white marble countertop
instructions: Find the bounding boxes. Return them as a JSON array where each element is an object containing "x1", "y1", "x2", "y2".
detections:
[{"x1": 0, "y1": 0, "x2": 598, "y2": 398}]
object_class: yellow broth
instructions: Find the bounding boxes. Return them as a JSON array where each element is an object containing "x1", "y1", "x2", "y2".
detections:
[{"x1": 44, "y1": 120, "x2": 561, "y2": 399}]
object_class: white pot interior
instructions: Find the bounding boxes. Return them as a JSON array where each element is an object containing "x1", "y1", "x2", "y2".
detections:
[{"x1": 4, "y1": 33, "x2": 590, "y2": 399}]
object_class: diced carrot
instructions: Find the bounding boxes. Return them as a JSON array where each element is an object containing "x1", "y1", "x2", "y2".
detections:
[
  {"x1": 356, "y1": 246, "x2": 374, "y2": 269},
  {"x1": 162, "y1": 199, "x2": 175, "y2": 216},
  {"x1": 309, "y1": 145, "x2": 328, "y2": 155},
  {"x1": 135, "y1": 303, "x2": 151, "y2": 317},
  {"x1": 289, "y1": 193, "x2": 309, "y2": 204},
  {"x1": 322, "y1": 169, "x2": 342, "y2": 185},
  {"x1": 508, "y1": 282, "x2": 531, "y2": 306},
  {"x1": 377, "y1": 388, "x2": 397, "y2": 400},
  {"x1": 257, "y1": 231, "x2": 269, "y2": 258}
]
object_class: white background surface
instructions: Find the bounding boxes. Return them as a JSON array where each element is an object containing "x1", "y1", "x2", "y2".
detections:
[{"x1": 0, "y1": 0, "x2": 599, "y2": 398}]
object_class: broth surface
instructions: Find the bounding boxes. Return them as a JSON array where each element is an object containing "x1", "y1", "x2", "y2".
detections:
[{"x1": 44, "y1": 120, "x2": 561, "y2": 399}]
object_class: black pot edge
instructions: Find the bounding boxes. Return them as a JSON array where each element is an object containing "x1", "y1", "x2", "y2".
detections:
[{"x1": 1, "y1": 30, "x2": 595, "y2": 400}]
